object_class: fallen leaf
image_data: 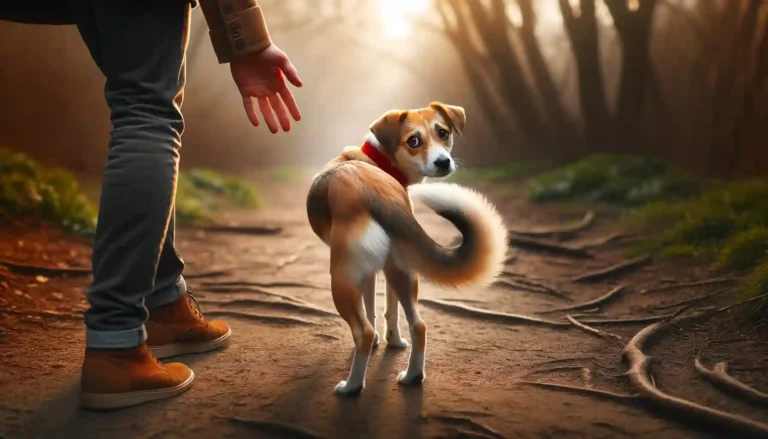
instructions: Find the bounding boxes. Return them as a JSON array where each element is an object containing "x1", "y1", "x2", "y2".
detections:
[
  {"x1": 52, "y1": 292, "x2": 64, "y2": 300},
  {"x1": 14, "y1": 289, "x2": 22, "y2": 296},
  {"x1": 35, "y1": 275, "x2": 49, "y2": 284}
]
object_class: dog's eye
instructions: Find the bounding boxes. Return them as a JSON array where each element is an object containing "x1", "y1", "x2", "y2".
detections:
[
  {"x1": 438, "y1": 128, "x2": 450, "y2": 140},
  {"x1": 407, "y1": 135, "x2": 421, "y2": 148}
]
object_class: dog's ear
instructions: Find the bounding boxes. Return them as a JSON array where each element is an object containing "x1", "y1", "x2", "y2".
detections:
[
  {"x1": 370, "y1": 110, "x2": 408, "y2": 151},
  {"x1": 429, "y1": 102, "x2": 466, "y2": 136}
]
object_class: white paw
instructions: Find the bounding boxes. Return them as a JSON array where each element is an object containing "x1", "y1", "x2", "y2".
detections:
[
  {"x1": 397, "y1": 370, "x2": 424, "y2": 386},
  {"x1": 335, "y1": 380, "x2": 363, "y2": 396},
  {"x1": 386, "y1": 329, "x2": 409, "y2": 348},
  {"x1": 386, "y1": 335, "x2": 409, "y2": 349}
]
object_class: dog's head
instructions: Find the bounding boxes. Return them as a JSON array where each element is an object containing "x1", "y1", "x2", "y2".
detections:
[{"x1": 368, "y1": 101, "x2": 466, "y2": 180}]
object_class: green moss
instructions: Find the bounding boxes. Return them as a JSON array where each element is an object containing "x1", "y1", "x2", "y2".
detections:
[
  {"x1": 528, "y1": 154, "x2": 706, "y2": 206},
  {"x1": 741, "y1": 258, "x2": 768, "y2": 313},
  {"x1": 175, "y1": 168, "x2": 261, "y2": 225},
  {"x1": 713, "y1": 228, "x2": 768, "y2": 272},
  {"x1": 0, "y1": 148, "x2": 96, "y2": 234},
  {"x1": 450, "y1": 161, "x2": 548, "y2": 183},
  {"x1": 269, "y1": 166, "x2": 304, "y2": 182}
]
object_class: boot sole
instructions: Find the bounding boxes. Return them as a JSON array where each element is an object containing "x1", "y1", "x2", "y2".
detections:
[
  {"x1": 149, "y1": 327, "x2": 232, "y2": 360},
  {"x1": 80, "y1": 370, "x2": 195, "y2": 410}
]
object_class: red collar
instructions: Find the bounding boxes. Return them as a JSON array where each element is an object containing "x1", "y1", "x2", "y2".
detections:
[{"x1": 360, "y1": 141, "x2": 409, "y2": 187}]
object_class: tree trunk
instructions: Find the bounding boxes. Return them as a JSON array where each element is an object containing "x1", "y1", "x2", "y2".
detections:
[
  {"x1": 515, "y1": 0, "x2": 582, "y2": 157},
  {"x1": 560, "y1": 0, "x2": 613, "y2": 153}
]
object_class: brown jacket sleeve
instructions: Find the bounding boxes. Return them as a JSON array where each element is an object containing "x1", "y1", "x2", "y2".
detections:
[{"x1": 197, "y1": 0, "x2": 272, "y2": 64}]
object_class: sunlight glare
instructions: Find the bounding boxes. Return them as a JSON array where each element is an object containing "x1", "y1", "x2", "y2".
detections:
[{"x1": 378, "y1": 0, "x2": 431, "y2": 39}]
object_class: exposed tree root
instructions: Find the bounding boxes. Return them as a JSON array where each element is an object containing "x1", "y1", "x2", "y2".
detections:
[
  {"x1": 192, "y1": 225, "x2": 282, "y2": 235},
  {"x1": 654, "y1": 287, "x2": 734, "y2": 311},
  {"x1": 571, "y1": 255, "x2": 651, "y2": 283},
  {"x1": 198, "y1": 298, "x2": 338, "y2": 317},
  {"x1": 540, "y1": 285, "x2": 626, "y2": 314},
  {"x1": 517, "y1": 381, "x2": 639, "y2": 401},
  {"x1": 507, "y1": 211, "x2": 594, "y2": 238},
  {"x1": 492, "y1": 279, "x2": 572, "y2": 301},
  {"x1": 579, "y1": 232, "x2": 631, "y2": 249},
  {"x1": 424, "y1": 415, "x2": 505, "y2": 439},
  {"x1": 718, "y1": 292, "x2": 768, "y2": 313},
  {"x1": 202, "y1": 280, "x2": 325, "y2": 290},
  {"x1": 419, "y1": 298, "x2": 569, "y2": 327},
  {"x1": 641, "y1": 278, "x2": 740, "y2": 295},
  {"x1": 507, "y1": 235, "x2": 593, "y2": 259},
  {"x1": 225, "y1": 416, "x2": 325, "y2": 439},
  {"x1": 623, "y1": 319, "x2": 768, "y2": 437},
  {"x1": 577, "y1": 314, "x2": 674, "y2": 325},
  {"x1": 276, "y1": 254, "x2": 299, "y2": 269},
  {"x1": 694, "y1": 358, "x2": 768, "y2": 405},
  {"x1": 204, "y1": 310, "x2": 318, "y2": 326},
  {"x1": 201, "y1": 286, "x2": 306, "y2": 304},
  {"x1": 566, "y1": 315, "x2": 626, "y2": 344},
  {"x1": 185, "y1": 270, "x2": 231, "y2": 280},
  {"x1": 534, "y1": 356, "x2": 597, "y2": 366},
  {"x1": 525, "y1": 365, "x2": 588, "y2": 376},
  {"x1": 0, "y1": 260, "x2": 91, "y2": 277},
  {"x1": 442, "y1": 298, "x2": 487, "y2": 304}
]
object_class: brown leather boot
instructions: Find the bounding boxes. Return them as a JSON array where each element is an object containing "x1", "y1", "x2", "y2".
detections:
[
  {"x1": 80, "y1": 343, "x2": 194, "y2": 410},
  {"x1": 146, "y1": 291, "x2": 231, "y2": 359}
]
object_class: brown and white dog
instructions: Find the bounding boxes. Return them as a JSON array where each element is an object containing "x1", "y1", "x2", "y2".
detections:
[{"x1": 306, "y1": 102, "x2": 508, "y2": 395}]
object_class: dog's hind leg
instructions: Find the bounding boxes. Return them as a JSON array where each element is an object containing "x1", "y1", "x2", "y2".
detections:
[
  {"x1": 361, "y1": 274, "x2": 380, "y2": 347},
  {"x1": 329, "y1": 219, "x2": 384, "y2": 396},
  {"x1": 330, "y1": 272, "x2": 376, "y2": 396},
  {"x1": 384, "y1": 261, "x2": 426, "y2": 385}
]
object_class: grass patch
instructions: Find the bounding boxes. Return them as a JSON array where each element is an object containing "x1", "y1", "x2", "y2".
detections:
[
  {"x1": 0, "y1": 148, "x2": 261, "y2": 233},
  {"x1": 450, "y1": 161, "x2": 548, "y2": 183},
  {"x1": 268, "y1": 166, "x2": 305, "y2": 182},
  {"x1": 176, "y1": 168, "x2": 261, "y2": 224},
  {"x1": 624, "y1": 179, "x2": 768, "y2": 309},
  {"x1": 0, "y1": 148, "x2": 96, "y2": 235},
  {"x1": 713, "y1": 228, "x2": 768, "y2": 273},
  {"x1": 742, "y1": 259, "x2": 768, "y2": 311},
  {"x1": 528, "y1": 154, "x2": 768, "y2": 310},
  {"x1": 527, "y1": 154, "x2": 706, "y2": 206}
]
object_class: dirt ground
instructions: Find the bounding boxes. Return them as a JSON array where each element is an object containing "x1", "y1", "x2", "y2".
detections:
[{"x1": 1, "y1": 174, "x2": 767, "y2": 439}]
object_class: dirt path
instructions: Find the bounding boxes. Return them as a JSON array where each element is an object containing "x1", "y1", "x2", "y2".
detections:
[{"x1": 1, "y1": 175, "x2": 767, "y2": 439}]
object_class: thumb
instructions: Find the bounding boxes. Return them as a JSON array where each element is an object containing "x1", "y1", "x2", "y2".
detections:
[{"x1": 280, "y1": 56, "x2": 303, "y2": 88}]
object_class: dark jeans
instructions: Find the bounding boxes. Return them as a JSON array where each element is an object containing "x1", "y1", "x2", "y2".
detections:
[{"x1": 68, "y1": 0, "x2": 192, "y2": 348}]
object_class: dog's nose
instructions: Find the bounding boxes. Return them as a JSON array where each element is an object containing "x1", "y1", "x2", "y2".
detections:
[{"x1": 434, "y1": 157, "x2": 452, "y2": 170}]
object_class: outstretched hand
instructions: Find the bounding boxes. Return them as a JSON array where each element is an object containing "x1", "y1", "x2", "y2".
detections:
[{"x1": 230, "y1": 44, "x2": 303, "y2": 133}]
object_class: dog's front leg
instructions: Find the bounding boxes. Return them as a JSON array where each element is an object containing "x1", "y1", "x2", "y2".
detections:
[
  {"x1": 384, "y1": 262, "x2": 426, "y2": 385},
  {"x1": 384, "y1": 280, "x2": 408, "y2": 349},
  {"x1": 361, "y1": 274, "x2": 380, "y2": 347}
]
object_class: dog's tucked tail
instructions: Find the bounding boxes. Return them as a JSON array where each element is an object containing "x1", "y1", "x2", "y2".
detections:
[{"x1": 370, "y1": 182, "x2": 508, "y2": 288}]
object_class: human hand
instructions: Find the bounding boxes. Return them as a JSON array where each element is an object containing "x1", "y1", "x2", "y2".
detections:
[{"x1": 230, "y1": 44, "x2": 303, "y2": 133}]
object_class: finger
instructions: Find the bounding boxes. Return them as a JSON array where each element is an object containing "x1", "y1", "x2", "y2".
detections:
[
  {"x1": 270, "y1": 93, "x2": 291, "y2": 132},
  {"x1": 257, "y1": 96, "x2": 278, "y2": 134},
  {"x1": 242, "y1": 96, "x2": 259, "y2": 126},
  {"x1": 279, "y1": 84, "x2": 302, "y2": 122},
  {"x1": 280, "y1": 58, "x2": 303, "y2": 87}
]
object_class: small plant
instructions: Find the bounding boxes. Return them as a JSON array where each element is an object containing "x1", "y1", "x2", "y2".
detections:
[
  {"x1": 714, "y1": 228, "x2": 768, "y2": 273},
  {"x1": 528, "y1": 154, "x2": 706, "y2": 206},
  {"x1": 0, "y1": 148, "x2": 97, "y2": 234},
  {"x1": 175, "y1": 168, "x2": 261, "y2": 224}
]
